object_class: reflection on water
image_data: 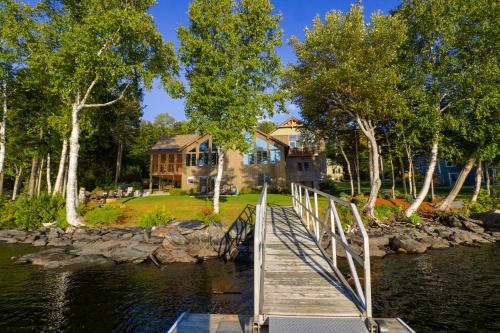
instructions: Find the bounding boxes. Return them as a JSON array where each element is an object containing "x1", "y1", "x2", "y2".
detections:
[
  {"x1": 371, "y1": 244, "x2": 500, "y2": 333},
  {"x1": 0, "y1": 244, "x2": 252, "y2": 332},
  {"x1": 0, "y1": 243, "x2": 499, "y2": 333}
]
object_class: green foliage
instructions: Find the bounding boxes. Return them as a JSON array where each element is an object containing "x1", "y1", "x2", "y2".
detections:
[
  {"x1": 170, "y1": 188, "x2": 189, "y2": 196},
  {"x1": 240, "y1": 187, "x2": 259, "y2": 195},
  {"x1": 0, "y1": 194, "x2": 65, "y2": 229},
  {"x1": 352, "y1": 195, "x2": 368, "y2": 205},
  {"x1": 256, "y1": 121, "x2": 277, "y2": 135},
  {"x1": 374, "y1": 205, "x2": 400, "y2": 221},
  {"x1": 406, "y1": 212, "x2": 421, "y2": 227},
  {"x1": 84, "y1": 205, "x2": 123, "y2": 226},
  {"x1": 178, "y1": 0, "x2": 286, "y2": 153},
  {"x1": 138, "y1": 207, "x2": 175, "y2": 228}
]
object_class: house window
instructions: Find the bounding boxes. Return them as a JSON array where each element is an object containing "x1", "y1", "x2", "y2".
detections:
[
  {"x1": 211, "y1": 152, "x2": 218, "y2": 165},
  {"x1": 161, "y1": 154, "x2": 167, "y2": 162},
  {"x1": 446, "y1": 161, "x2": 455, "y2": 167},
  {"x1": 256, "y1": 137, "x2": 269, "y2": 164},
  {"x1": 243, "y1": 132, "x2": 255, "y2": 165},
  {"x1": 177, "y1": 153, "x2": 182, "y2": 163},
  {"x1": 169, "y1": 154, "x2": 175, "y2": 163},
  {"x1": 304, "y1": 162, "x2": 310, "y2": 171},
  {"x1": 298, "y1": 162, "x2": 309, "y2": 172},
  {"x1": 186, "y1": 148, "x2": 196, "y2": 166},
  {"x1": 187, "y1": 176, "x2": 195, "y2": 184},
  {"x1": 289, "y1": 135, "x2": 303, "y2": 148},
  {"x1": 199, "y1": 140, "x2": 209, "y2": 152},
  {"x1": 258, "y1": 173, "x2": 272, "y2": 186},
  {"x1": 270, "y1": 143, "x2": 281, "y2": 164},
  {"x1": 198, "y1": 153, "x2": 209, "y2": 166}
]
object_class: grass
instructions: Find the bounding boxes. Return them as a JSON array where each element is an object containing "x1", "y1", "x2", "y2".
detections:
[{"x1": 114, "y1": 193, "x2": 293, "y2": 227}]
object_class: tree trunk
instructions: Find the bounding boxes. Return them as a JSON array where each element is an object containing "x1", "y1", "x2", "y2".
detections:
[
  {"x1": 149, "y1": 154, "x2": 153, "y2": 193},
  {"x1": 0, "y1": 172, "x2": 3, "y2": 196},
  {"x1": 356, "y1": 117, "x2": 381, "y2": 219},
  {"x1": 339, "y1": 143, "x2": 354, "y2": 197},
  {"x1": 471, "y1": 160, "x2": 482, "y2": 202},
  {"x1": 399, "y1": 157, "x2": 407, "y2": 195},
  {"x1": 28, "y1": 152, "x2": 39, "y2": 196},
  {"x1": 379, "y1": 145, "x2": 384, "y2": 181},
  {"x1": 405, "y1": 145, "x2": 414, "y2": 199},
  {"x1": 36, "y1": 158, "x2": 44, "y2": 196},
  {"x1": 484, "y1": 161, "x2": 490, "y2": 196},
  {"x1": 411, "y1": 162, "x2": 417, "y2": 198},
  {"x1": 431, "y1": 176, "x2": 435, "y2": 202},
  {"x1": 354, "y1": 131, "x2": 361, "y2": 195},
  {"x1": 66, "y1": 103, "x2": 84, "y2": 226},
  {"x1": 384, "y1": 131, "x2": 395, "y2": 199},
  {"x1": 0, "y1": 82, "x2": 7, "y2": 180},
  {"x1": 46, "y1": 153, "x2": 52, "y2": 194},
  {"x1": 213, "y1": 146, "x2": 224, "y2": 214},
  {"x1": 53, "y1": 139, "x2": 68, "y2": 195},
  {"x1": 436, "y1": 158, "x2": 475, "y2": 211},
  {"x1": 114, "y1": 142, "x2": 123, "y2": 184},
  {"x1": 12, "y1": 167, "x2": 22, "y2": 200},
  {"x1": 62, "y1": 160, "x2": 68, "y2": 198},
  {"x1": 405, "y1": 140, "x2": 438, "y2": 217}
]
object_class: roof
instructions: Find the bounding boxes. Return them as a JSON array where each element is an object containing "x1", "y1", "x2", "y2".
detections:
[
  {"x1": 150, "y1": 134, "x2": 200, "y2": 152},
  {"x1": 277, "y1": 116, "x2": 303, "y2": 128},
  {"x1": 254, "y1": 128, "x2": 289, "y2": 147}
]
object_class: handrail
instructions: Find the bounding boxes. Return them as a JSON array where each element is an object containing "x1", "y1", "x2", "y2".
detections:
[
  {"x1": 253, "y1": 184, "x2": 268, "y2": 326},
  {"x1": 291, "y1": 182, "x2": 372, "y2": 318}
]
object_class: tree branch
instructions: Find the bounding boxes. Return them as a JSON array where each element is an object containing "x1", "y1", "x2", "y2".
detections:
[
  {"x1": 79, "y1": 75, "x2": 99, "y2": 107},
  {"x1": 82, "y1": 85, "x2": 129, "y2": 109}
]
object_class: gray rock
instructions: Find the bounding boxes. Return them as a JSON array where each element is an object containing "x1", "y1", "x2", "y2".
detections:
[
  {"x1": 47, "y1": 238, "x2": 73, "y2": 247},
  {"x1": 472, "y1": 210, "x2": 500, "y2": 231},
  {"x1": 33, "y1": 238, "x2": 47, "y2": 247},
  {"x1": 163, "y1": 229, "x2": 187, "y2": 246},
  {"x1": 154, "y1": 247, "x2": 196, "y2": 264},
  {"x1": 390, "y1": 237, "x2": 429, "y2": 254},
  {"x1": 110, "y1": 247, "x2": 150, "y2": 263},
  {"x1": 421, "y1": 237, "x2": 450, "y2": 249}
]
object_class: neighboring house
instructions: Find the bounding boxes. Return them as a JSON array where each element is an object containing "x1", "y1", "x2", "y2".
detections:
[
  {"x1": 149, "y1": 130, "x2": 287, "y2": 193},
  {"x1": 326, "y1": 159, "x2": 344, "y2": 181},
  {"x1": 269, "y1": 117, "x2": 327, "y2": 188},
  {"x1": 148, "y1": 117, "x2": 328, "y2": 193},
  {"x1": 415, "y1": 157, "x2": 495, "y2": 188}
]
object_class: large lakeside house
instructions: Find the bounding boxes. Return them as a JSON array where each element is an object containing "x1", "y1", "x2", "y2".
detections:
[{"x1": 148, "y1": 117, "x2": 327, "y2": 194}]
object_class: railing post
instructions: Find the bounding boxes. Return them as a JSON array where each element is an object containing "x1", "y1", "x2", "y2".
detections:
[
  {"x1": 291, "y1": 182, "x2": 295, "y2": 210},
  {"x1": 305, "y1": 189, "x2": 311, "y2": 231},
  {"x1": 329, "y1": 199, "x2": 337, "y2": 268},
  {"x1": 298, "y1": 186, "x2": 303, "y2": 218},
  {"x1": 314, "y1": 192, "x2": 319, "y2": 240}
]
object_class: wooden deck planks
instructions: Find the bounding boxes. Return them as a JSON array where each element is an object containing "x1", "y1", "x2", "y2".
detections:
[{"x1": 262, "y1": 206, "x2": 362, "y2": 318}]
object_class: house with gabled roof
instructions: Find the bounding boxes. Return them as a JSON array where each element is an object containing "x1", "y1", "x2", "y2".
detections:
[{"x1": 148, "y1": 117, "x2": 327, "y2": 193}]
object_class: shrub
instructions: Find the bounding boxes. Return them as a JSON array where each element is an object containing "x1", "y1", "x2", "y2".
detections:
[
  {"x1": 0, "y1": 194, "x2": 65, "y2": 229},
  {"x1": 374, "y1": 205, "x2": 396, "y2": 221},
  {"x1": 199, "y1": 207, "x2": 221, "y2": 225},
  {"x1": 189, "y1": 188, "x2": 199, "y2": 196},
  {"x1": 138, "y1": 207, "x2": 175, "y2": 228},
  {"x1": 352, "y1": 195, "x2": 367, "y2": 205},
  {"x1": 84, "y1": 204, "x2": 123, "y2": 226},
  {"x1": 170, "y1": 188, "x2": 189, "y2": 196},
  {"x1": 239, "y1": 187, "x2": 256, "y2": 195},
  {"x1": 406, "y1": 212, "x2": 421, "y2": 227}
]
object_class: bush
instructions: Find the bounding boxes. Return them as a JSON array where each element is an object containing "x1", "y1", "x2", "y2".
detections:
[
  {"x1": 239, "y1": 187, "x2": 257, "y2": 195},
  {"x1": 374, "y1": 205, "x2": 396, "y2": 221},
  {"x1": 352, "y1": 195, "x2": 368, "y2": 205},
  {"x1": 189, "y1": 188, "x2": 198, "y2": 196},
  {"x1": 199, "y1": 207, "x2": 221, "y2": 225},
  {"x1": 406, "y1": 212, "x2": 421, "y2": 227},
  {"x1": 138, "y1": 207, "x2": 175, "y2": 228},
  {"x1": 84, "y1": 204, "x2": 123, "y2": 226},
  {"x1": 0, "y1": 194, "x2": 65, "y2": 229},
  {"x1": 170, "y1": 188, "x2": 189, "y2": 196}
]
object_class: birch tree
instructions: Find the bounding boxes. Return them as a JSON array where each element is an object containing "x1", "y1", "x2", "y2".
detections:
[
  {"x1": 36, "y1": 0, "x2": 179, "y2": 226},
  {"x1": 178, "y1": 0, "x2": 285, "y2": 214},
  {"x1": 287, "y1": 4, "x2": 406, "y2": 220}
]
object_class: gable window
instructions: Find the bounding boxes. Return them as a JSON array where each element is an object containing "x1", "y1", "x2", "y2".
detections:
[
  {"x1": 243, "y1": 132, "x2": 255, "y2": 165},
  {"x1": 304, "y1": 162, "x2": 310, "y2": 171},
  {"x1": 270, "y1": 143, "x2": 281, "y2": 163},
  {"x1": 256, "y1": 137, "x2": 269, "y2": 164},
  {"x1": 289, "y1": 135, "x2": 303, "y2": 148},
  {"x1": 298, "y1": 162, "x2": 303, "y2": 172},
  {"x1": 211, "y1": 141, "x2": 219, "y2": 165}
]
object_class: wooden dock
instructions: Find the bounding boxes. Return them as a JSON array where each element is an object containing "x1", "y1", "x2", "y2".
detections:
[
  {"x1": 262, "y1": 206, "x2": 362, "y2": 317},
  {"x1": 168, "y1": 184, "x2": 415, "y2": 333}
]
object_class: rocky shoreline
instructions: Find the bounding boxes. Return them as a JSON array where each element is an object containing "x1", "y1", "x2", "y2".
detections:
[
  {"x1": 0, "y1": 210, "x2": 498, "y2": 268},
  {"x1": 344, "y1": 211, "x2": 500, "y2": 258},
  {"x1": 0, "y1": 220, "x2": 236, "y2": 269}
]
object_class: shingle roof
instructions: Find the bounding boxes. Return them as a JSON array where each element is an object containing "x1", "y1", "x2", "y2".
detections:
[{"x1": 150, "y1": 134, "x2": 200, "y2": 152}]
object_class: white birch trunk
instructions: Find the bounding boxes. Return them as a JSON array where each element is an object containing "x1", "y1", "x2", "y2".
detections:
[
  {"x1": 66, "y1": 103, "x2": 84, "y2": 226},
  {"x1": 484, "y1": 162, "x2": 490, "y2": 196},
  {"x1": 471, "y1": 160, "x2": 482, "y2": 203},
  {"x1": 213, "y1": 147, "x2": 224, "y2": 214},
  {"x1": 405, "y1": 140, "x2": 438, "y2": 217},
  {"x1": 411, "y1": 162, "x2": 417, "y2": 198},
  {"x1": 46, "y1": 153, "x2": 52, "y2": 194},
  {"x1": 437, "y1": 158, "x2": 475, "y2": 211},
  {"x1": 37, "y1": 158, "x2": 44, "y2": 196},
  {"x1": 12, "y1": 167, "x2": 22, "y2": 201},
  {"x1": 354, "y1": 131, "x2": 361, "y2": 195},
  {"x1": 356, "y1": 117, "x2": 381, "y2": 219},
  {"x1": 0, "y1": 81, "x2": 7, "y2": 176},
  {"x1": 53, "y1": 139, "x2": 68, "y2": 195},
  {"x1": 339, "y1": 143, "x2": 354, "y2": 197},
  {"x1": 406, "y1": 146, "x2": 414, "y2": 199}
]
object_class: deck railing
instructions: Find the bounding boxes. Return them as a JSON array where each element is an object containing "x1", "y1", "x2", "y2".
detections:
[
  {"x1": 253, "y1": 184, "x2": 268, "y2": 326},
  {"x1": 291, "y1": 183, "x2": 372, "y2": 318}
]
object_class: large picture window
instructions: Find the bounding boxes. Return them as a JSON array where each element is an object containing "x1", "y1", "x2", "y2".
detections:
[
  {"x1": 256, "y1": 137, "x2": 269, "y2": 164},
  {"x1": 186, "y1": 148, "x2": 196, "y2": 166},
  {"x1": 270, "y1": 143, "x2": 281, "y2": 163}
]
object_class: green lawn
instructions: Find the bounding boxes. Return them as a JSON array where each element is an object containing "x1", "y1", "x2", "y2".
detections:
[{"x1": 115, "y1": 194, "x2": 293, "y2": 226}]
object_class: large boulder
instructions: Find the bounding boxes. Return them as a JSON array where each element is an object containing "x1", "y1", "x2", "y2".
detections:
[
  {"x1": 153, "y1": 247, "x2": 196, "y2": 264},
  {"x1": 472, "y1": 210, "x2": 500, "y2": 232},
  {"x1": 389, "y1": 236, "x2": 429, "y2": 254}
]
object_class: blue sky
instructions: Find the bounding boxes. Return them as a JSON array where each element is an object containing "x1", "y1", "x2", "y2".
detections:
[{"x1": 145, "y1": 0, "x2": 401, "y2": 123}]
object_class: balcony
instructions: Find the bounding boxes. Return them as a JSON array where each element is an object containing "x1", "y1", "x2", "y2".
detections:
[{"x1": 288, "y1": 147, "x2": 316, "y2": 157}]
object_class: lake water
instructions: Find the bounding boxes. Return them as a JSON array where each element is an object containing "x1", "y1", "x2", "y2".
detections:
[{"x1": 0, "y1": 243, "x2": 498, "y2": 332}]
